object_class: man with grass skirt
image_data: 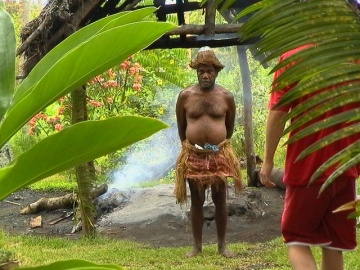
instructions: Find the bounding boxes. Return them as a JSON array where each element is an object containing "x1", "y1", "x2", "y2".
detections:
[{"x1": 174, "y1": 47, "x2": 243, "y2": 258}]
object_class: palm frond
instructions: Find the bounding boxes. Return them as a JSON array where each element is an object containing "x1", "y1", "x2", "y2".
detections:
[
  {"x1": 297, "y1": 123, "x2": 360, "y2": 161},
  {"x1": 229, "y1": 0, "x2": 360, "y2": 184}
]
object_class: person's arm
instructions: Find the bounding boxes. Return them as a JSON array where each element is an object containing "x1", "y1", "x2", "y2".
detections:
[
  {"x1": 176, "y1": 90, "x2": 187, "y2": 142},
  {"x1": 225, "y1": 92, "x2": 236, "y2": 139},
  {"x1": 260, "y1": 109, "x2": 287, "y2": 188}
]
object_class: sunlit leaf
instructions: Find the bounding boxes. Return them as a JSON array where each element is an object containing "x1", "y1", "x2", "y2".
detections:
[
  {"x1": 0, "y1": 8, "x2": 15, "y2": 121},
  {"x1": 0, "y1": 9, "x2": 176, "y2": 149},
  {"x1": 0, "y1": 116, "x2": 168, "y2": 201},
  {"x1": 17, "y1": 259, "x2": 123, "y2": 270}
]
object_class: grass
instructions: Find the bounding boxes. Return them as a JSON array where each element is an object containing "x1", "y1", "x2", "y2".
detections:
[
  {"x1": 4, "y1": 174, "x2": 360, "y2": 269},
  {"x1": 29, "y1": 174, "x2": 77, "y2": 192},
  {"x1": 1, "y1": 230, "x2": 360, "y2": 269}
]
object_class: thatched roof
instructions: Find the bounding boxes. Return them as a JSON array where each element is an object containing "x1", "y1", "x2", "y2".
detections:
[{"x1": 18, "y1": 0, "x2": 260, "y2": 75}]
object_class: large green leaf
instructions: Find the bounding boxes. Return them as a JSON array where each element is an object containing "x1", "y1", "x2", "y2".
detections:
[
  {"x1": 0, "y1": 9, "x2": 176, "y2": 149},
  {"x1": 0, "y1": 8, "x2": 15, "y2": 121},
  {"x1": 0, "y1": 116, "x2": 168, "y2": 201},
  {"x1": 17, "y1": 259, "x2": 123, "y2": 270},
  {"x1": 12, "y1": 8, "x2": 157, "y2": 103}
]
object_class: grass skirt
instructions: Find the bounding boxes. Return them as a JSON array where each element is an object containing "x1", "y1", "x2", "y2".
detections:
[{"x1": 174, "y1": 139, "x2": 243, "y2": 204}]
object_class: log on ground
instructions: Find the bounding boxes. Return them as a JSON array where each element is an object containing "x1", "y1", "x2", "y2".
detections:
[{"x1": 20, "y1": 184, "x2": 107, "y2": 214}]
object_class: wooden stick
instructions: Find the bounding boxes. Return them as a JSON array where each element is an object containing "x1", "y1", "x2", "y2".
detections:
[{"x1": 4, "y1": 200, "x2": 22, "y2": 206}]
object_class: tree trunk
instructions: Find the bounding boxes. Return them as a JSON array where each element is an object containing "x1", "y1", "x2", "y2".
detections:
[
  {"x1": 71, "y1": 86, "x2": 97, "y2": 238},
  {"x1": 237, "y1": 46, "x2": 257, "y2": 186}
]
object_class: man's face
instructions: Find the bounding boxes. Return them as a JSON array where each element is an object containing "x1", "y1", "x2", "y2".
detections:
[{"x1": 197, "y1": 65, "x2": 218, "y2": 90}]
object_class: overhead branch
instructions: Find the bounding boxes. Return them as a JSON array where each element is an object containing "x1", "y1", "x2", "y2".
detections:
[
  {"x1": 16, "y1": 16, "x2": 49, "y2": 56},
  {"x1": 166, "y1": 23, "x2": 243, "y2": 36}
]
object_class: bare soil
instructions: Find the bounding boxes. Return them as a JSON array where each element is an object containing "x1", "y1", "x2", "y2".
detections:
[{"x1": 0, "y1": 184, "x2": 285, "y2": 248}]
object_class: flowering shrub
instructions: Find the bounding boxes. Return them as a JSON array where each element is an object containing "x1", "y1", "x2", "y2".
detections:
[{"x1": 27, "y1": 55, "x2": 166, "y2": 136}]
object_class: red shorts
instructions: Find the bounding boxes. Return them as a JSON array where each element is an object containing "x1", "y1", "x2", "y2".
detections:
[{"x1": 282, "y1": 178, "x2": 357, "y2": 250}]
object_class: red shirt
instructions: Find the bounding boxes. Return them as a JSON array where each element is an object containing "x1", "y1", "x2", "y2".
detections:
[{"x1": 269, "y1": 47, "x2": 360, "y2": 185}]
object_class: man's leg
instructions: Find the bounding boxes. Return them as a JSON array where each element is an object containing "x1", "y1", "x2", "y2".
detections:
[
  {"x1": 321, "y1": 248, "x2": 343, "y2": 270},
  {"x1": 187, "y1": 180, "x2": 205, "y2": 257},
  {"x1": 288, "y1": 245, "x2": 317, "y2": 270},
  {"x1": 211, "y1": 182, "x2": 234, "y2": 257}
]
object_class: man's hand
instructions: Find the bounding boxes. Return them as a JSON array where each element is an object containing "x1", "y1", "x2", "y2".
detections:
[{"x1": 260, "y1": 162, "x2": 276, "y2": 188}]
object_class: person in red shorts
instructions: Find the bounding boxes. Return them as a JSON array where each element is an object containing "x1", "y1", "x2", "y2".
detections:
[{"x1": 260, "y1": 45, "x2": 360, "y2": 270}]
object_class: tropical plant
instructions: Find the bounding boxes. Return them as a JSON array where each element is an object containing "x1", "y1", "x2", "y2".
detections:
[
  {"x1": 0, "y1": 6, "x2": 177, "y2": 199},
  {"x1": 220, "y1": 0, "x2": 360, "y2": 214},
  {"x1": 0, "y1": 5, "x2": 176, "y2": 269}
]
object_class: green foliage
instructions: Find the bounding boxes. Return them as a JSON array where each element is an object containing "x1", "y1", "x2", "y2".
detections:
[
  {"x1": 0, "y1": 248, "x2": 13, "y2": 263},
  {"x1": 9, "y1": 127, "x2": 41, "y2": 158},
  {"x1": 1, "y1": 231, "x2": 360, "y2": 269},
  {"x1": 29, "y1": 174, "x2": 77, "y2": 192},
  {"x1": 0, "y1": 116, "x2": 169, "y2": 200},
  {"x1": 0, "y1": 5, "x2": 15, "y2": 120},
  {"x1": 0, "y1": 7, "x2": 176, "y2": 201},
  {"x1": 0, "y1": 6, "x2": 177, "y2": 269},
  {"x1": 236, "y1": 0, "x2": 360, "y2": 187},
  {"x1": 18, "y1": 260, "x2": 124, "y2": 270}
]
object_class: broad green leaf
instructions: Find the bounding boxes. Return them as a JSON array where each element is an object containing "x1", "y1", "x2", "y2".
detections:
[
  {"x1": 17, "y1": 259, "x2": 123, "y2": 270},
  {"x1": 0, "y1": 116, "x2": 168, "y2": 201},
  {"x1": 0, "y1": 20, "x2": 176, "y2": 149},
  {"x1": 0, "y1": 8, "x2": 15, "y2": 121},
  {"x1": 13, "y1": 8, "x2": 158, "y2": 103}
]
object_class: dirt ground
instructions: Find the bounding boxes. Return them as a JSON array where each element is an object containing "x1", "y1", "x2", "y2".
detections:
[{"x1": 0, "y1": 184, "x2": 285, "y2": 248}]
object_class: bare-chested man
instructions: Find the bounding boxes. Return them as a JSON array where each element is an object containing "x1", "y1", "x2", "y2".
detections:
[{"x1": 174, "y1": 47, "x2": 243, "y2": 258}]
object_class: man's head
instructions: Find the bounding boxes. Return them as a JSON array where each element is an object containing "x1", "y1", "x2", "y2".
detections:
[
  {"x1": 190, "y1": 47, "x2": 224, "y2": 90},
  {"x1": 189, "y1": 47, "x2": 225, "y2": 72}
]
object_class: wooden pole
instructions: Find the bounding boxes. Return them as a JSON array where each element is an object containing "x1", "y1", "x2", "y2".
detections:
[
  {"x1": 237, "y1": 46, "x2": 257, "y2": 186},
  {"x1": 204, "y1": 0, "x2": 216, "y2": 36}
]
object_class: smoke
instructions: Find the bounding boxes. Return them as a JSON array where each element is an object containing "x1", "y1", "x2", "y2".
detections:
[
  {"x1": 107, "y1": 123, "x2": 180, "y2": 192},
  {"x1": 107, "y1": 88, "x2": 180, "y2": 192}
]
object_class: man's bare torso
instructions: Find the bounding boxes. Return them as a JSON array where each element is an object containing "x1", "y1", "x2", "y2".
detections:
[{"x1": 180, "y1": 84, "x2": 231, "y2": 146}]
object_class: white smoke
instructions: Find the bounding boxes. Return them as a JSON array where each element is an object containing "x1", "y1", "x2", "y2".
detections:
[
  {"x1": 107, "y1": 88, "x2": 180, "y2": 192},
  {"x1": 108, "y1": 123, "x2": 180, "y2": 191}
]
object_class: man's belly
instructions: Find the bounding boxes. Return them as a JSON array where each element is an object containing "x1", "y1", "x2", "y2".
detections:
[{"x1": 185, "y1": 122, "x2": 227, "y2": 146}]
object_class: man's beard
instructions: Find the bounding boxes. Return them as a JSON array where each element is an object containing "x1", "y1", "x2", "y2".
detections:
[{"x1": 200, "y1": 80, "x2": 214, "y2": 90}]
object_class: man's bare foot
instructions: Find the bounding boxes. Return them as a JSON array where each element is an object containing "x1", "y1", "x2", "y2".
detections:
[
  {"x1": 219, "y1": 248, "x2": 235, "y2": 258},
  {"x1": 185, "y1": 249, "x2": 202, "y2": 258}
]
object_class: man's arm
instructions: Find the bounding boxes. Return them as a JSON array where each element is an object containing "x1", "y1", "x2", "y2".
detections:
[
  {"x1": 225, "y1": 92, "x2": 236, "y2": 139},
  {"x1": 176, "y1": 91, "x2": 187, "y2": 142},
  {"x1": 260, "y1": 109, "x2": 287, "y2": 188}
]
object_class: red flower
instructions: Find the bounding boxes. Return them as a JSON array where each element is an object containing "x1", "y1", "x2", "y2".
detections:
[
  {"x1": 133, "y1": 83, "x2": 141, "y2": 92},
  {"x1": 54, "y1": 124, "x2": 63, "y2": 131}
]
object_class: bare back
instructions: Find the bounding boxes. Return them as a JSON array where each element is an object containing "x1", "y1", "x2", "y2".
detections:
[{"x1": 176, "y1": 84, "x2": 236, "y2": 146}]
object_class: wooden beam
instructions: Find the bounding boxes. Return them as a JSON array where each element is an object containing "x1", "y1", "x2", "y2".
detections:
[
  {"x1": 166, "y1": 23, "x2": 243, "y2": 36},
  {"x1": 204, "y1": 0, "x2": 216, "y2": 36},
  {"x1": 146, "y1": 34, "x2": 253, "y2": 49}
]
